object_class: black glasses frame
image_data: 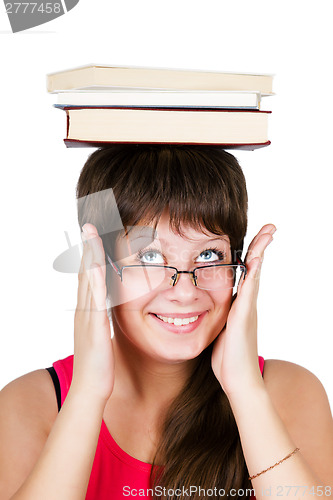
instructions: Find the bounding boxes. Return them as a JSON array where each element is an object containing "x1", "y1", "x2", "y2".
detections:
[{"x1": 105, "y1": 253, "x2": 247, "y2": 290}]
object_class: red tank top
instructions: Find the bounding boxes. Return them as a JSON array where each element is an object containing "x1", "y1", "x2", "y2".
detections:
[{"x1": 53, "y1": 354, "x2": 264, "y2": 499}]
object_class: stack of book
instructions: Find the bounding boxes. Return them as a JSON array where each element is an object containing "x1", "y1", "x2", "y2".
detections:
[{"x1": 47, "y1": 64, "x2": 274, "y2": 150}]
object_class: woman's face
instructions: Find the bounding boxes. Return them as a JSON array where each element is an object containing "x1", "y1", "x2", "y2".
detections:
[{"x1": 110, "y1": 212, "x2": 234, "y2": 364}]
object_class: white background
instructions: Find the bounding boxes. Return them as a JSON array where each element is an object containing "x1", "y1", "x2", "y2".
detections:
[{"x1": 0, "y1": 1, "x2": 332, "y2": 408}]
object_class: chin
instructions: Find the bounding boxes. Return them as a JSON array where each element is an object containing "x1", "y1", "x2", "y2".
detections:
[
  {"x1": 150, "y1": 344, "x2": 207, "y2": 365},
  {"x1": 147, "y1": 328, "x2": 219, "y2": 365}
]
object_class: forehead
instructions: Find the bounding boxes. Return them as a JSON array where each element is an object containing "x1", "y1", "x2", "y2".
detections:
[
  {"x1": 113, "y1": 208, "x2": 230, "y2": 259},
  {"x1": 154, "y1": 211, "x2": 229, "y2": 244},
  {"x1": 115, "y1": 220, "x2": 230, "y2": 259},
  {"x1": 155, "y1": 225, "x2": 229, "y2": 247}
]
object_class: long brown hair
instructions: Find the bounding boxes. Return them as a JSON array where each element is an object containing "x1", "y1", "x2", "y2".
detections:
[{"x1": 76, "y1": 144, "x2": 251, "y2": 499}]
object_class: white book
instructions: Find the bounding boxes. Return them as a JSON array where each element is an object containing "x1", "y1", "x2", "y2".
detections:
[
  {"x1": 55, "y1": 90, "x2": 261, "y2": 109},
  {"x1": 47, "y1": 64, "x2": 274, "y2": 94}
]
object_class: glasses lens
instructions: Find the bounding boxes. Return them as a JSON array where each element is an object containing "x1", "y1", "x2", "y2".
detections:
[
  {"x1": 196, "y1": 265, "x2": 244, "y2": 290},
  {"x1": 122, "y1": 266, "x2": 176, "y2": 292}
]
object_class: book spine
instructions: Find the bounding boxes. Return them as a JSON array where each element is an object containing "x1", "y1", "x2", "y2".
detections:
[
  {"x1": 66, "y1": 110, "x2": 70, "y2": 139},
  {"x1": 63, "y1": 139, "x2": 271, "y2": 150},
  {"x1": 57, "y1": 105, "x2": 271, "y2": 113}
]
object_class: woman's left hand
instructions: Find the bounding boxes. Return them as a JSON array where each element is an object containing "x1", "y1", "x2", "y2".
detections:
[{"x1": 211, "y1": 223, "x2": 276, "y2": 398}]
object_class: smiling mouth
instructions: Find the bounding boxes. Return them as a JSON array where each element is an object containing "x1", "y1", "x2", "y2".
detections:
[
  {"x1": 150, "y1": 311, "x2": 207, "y2": 327},
  {"x1": 154, "y1": 314, "x2": 199, "y2": 326}
]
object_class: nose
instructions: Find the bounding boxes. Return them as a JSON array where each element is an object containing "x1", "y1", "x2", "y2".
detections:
[
  {"x1": 172, "y1": 271, "x2": 197, "y2": 287},
  {"x1": 165, "y1": 271, "x2": 201, "y2": 304}
]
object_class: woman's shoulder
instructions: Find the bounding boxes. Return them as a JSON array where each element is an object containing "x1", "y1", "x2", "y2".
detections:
[
  {"x1": 262, "y1": 358, "x2": 332, "y2": 435},
  {"x1": 261, "y1": 359, "x2": 333, "y2": 486},
  {"x1": 0, "y1": 368, "x2": 59, "y2": 435},
  {"x1": 263, "y1": 357, "x2": 325, "y2": 385},
  {"x1": 262, "y1": 358, "x2": 328, "y2": 406},
  {"x1": 263, "y1": 357, "x2": 317, "y2": 376},
  {"x1": 0, "y1": 369, "x2": 59, "y2": 498}
]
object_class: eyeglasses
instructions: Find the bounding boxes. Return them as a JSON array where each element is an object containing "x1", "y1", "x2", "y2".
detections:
[{"x1": 105, "y1": 254, "x2": 246, "y2": 292}]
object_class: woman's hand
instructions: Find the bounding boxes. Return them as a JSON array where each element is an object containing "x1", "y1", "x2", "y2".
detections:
[
  {"x1": 211, "y1": 224, "x2": 276, "y2": 398},
  {"x1": 71, "y1": 223, "x2": 115, "y2": 404}
]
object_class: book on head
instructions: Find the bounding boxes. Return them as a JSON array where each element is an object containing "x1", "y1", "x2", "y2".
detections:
[
  {"x1": 47, "y1": 64, "x2": 274, "y2": 95},
  {"x1": 56, "y1": 106, "x2": 271, "y2": 150},
  {"x1": 55, "y1": 90, "x2": 262, "y2": 109}
]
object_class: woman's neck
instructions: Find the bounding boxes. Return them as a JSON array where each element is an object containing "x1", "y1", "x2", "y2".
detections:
[{"x1": 110, "y1": 329, "x2": 197, "y2": 412}]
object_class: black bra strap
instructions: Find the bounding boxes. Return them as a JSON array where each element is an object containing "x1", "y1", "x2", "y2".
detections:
[{"x1": 45, "y1": 367, "x2": 61, "y2": 413}]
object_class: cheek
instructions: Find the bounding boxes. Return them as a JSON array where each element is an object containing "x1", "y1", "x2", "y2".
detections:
[
  {"x1": 112, "y1": 305, "x2": 145, "y2": 351},
  {"x1": 204, "y1": 291, "x2": 233, "y2": 343},
  {"x1": 107, "y1": 270, "x2": 157, "y2": 308},
  {"x1": 109, "y1": 276, "x2": 158, "y2": 312},
  {"x1": 211, "y1": 289, "x2": 233, "y2": 319}
]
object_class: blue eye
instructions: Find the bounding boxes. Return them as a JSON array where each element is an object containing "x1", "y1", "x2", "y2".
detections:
[
  {"x1": 196, "y1": 248, "x2": 226, "y2": 263},
  {"x1": 135, "y1": 246, "x2": 226, "y2": 265},
  {"x1": 137, "y1": 248, "x2": 164, "y2": 264}
]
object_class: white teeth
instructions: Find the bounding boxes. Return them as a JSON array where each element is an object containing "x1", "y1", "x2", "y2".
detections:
[{"x1": 156, "y1": 314, "x2": 199, "y2": 326}]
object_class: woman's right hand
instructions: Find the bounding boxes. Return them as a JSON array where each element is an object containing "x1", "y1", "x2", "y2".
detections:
[{"x1": 71, "y1": 223, "x2": 115, "y2": 405}]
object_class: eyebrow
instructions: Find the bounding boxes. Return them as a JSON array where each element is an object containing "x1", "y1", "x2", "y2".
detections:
[{"x1": 115, "y1": 235, "x2": 231, "y2": 262}]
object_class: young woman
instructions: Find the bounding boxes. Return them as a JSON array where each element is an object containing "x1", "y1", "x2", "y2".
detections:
[{"x1": 0, "y1": 145, "x2": 332, "y2": 500}]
